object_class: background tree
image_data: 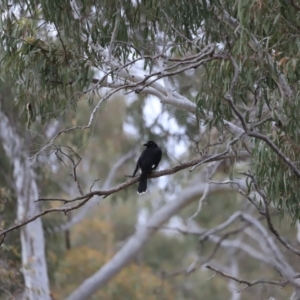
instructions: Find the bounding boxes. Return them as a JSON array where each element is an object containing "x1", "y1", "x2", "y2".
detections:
[{"x1": 1, "y1": 0, "x2": 300, "y2": 299}]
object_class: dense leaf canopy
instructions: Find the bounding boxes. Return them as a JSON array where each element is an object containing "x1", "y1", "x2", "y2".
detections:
[
  {"x1": 3, "y1": 0, "x2": 300, "y2": 219},
  {"x1": 3, "y1": 1, "x2": 300, "y2": 299}
]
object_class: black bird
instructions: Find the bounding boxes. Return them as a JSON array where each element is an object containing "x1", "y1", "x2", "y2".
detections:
[{"x1": 132, "y1": 141, "x2": 162, "y2": 195}]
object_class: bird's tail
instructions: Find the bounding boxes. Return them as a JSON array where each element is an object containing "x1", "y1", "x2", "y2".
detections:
[{"x1": 138, "y1": 172, "x2": 148, "y2": 195}]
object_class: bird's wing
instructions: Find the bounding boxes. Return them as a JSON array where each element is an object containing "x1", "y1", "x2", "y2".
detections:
[
  {"x1": 151, "y1": 148, "x2": 162, "y2": 169},
  {"x1": 140, "y1": 148, "x2": 162, "y2": 171}
]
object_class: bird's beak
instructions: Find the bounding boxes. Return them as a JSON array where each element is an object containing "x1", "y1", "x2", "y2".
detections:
[{"x1": 143, "y1": 143, "x2": 148, "y2": 146}]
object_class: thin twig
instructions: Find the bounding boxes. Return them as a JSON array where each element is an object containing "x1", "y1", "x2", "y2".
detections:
[
  {"x1": 0, "y1": 196, "x2": 93, "y2": 237},
  {"x1": 206, "y1": 265, "x2": 289, "y2": 291},
  {"x1": 244, "y1": 172, "x2": 300, "y2": 257},
  {"x1": 190, "y1": 133, "x2": 244, "y2": 171},
  {"x1": 225, "y1": 53, "x2": 249, "y2": 133},
  {"x1": 201, "y1": 224, "x2": 249, "y2": 266},
  {"x1": 90, "y1": 179, "x2": 100, "y2": 192},
  {"x1": 199, "y1": 211, "x2": 243, "y2": 241},
  {"x1": 0, "y1": 233, "x2": 6, "y2": 247},
  {"x1": 54, "y1": 23, "x2": 69, "y2": 65},
  {"x1": 108, "y1": 5, "x2": 121, "y2": 61},
  {"x1": 55, "y1": 146, "x2": 84, "y2": 195},
  {"x1": 188, "y1": 161, "x2": 222, "y2": 221}
]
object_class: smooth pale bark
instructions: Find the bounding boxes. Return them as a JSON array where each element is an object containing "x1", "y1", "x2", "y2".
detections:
[
  {"x1": 0, "y1": 111, "x2": 51, "y2": 300},
  {"x1": 66, "y1": 180, "x2": 245, "y2": 300}
]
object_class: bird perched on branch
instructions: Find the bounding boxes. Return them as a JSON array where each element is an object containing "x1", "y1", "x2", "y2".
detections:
[{"x1": 132, "y1": 141, "x2": 162, "y2": 195}]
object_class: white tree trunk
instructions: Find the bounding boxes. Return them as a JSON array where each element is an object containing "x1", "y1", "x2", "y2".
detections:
[
  {"x1": 66, "y1": 180, "x2": 246, "y2": 300},
  {"x1": 0, "y1": 111, "x2": 51, "y2": 300}
]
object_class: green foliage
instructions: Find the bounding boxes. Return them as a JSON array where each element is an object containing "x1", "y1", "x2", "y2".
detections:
[
  {"x1": 0, "y1": 0, "x2": 209, "y2": 119},
  {"x1": 2, "y1": 0, "x2": 300, "y2": 298},
  {"x1": 254, "y1": 134, "x2": 300, "y2": 223}
]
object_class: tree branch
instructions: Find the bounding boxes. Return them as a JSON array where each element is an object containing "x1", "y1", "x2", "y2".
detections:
[
  {"x1": 0, "y1": 152, "x2": 240, "y2": 238},
  {"x1": 51, "y1": 149, "x2": 136, "y2": 233},
  {"x1": 206, "y1": 265, "x2": 289, "y2": 291},
  {"x1": 219, "y1": 8, "x2": 293, "y2": 97},
  {"x1": 248, "y1": 132, "x2": 300, "y2": 178},
  {"x1": 36, "y1": 153, "x2": 240, "y2": 203},
  {"x1": 244, "y1": 172, "x2": 300, "y2": 257}
]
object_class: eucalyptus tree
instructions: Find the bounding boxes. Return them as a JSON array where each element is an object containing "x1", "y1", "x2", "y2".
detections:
[{"x1": 1, "y1": 0, "x2": 300, "y2": 299}]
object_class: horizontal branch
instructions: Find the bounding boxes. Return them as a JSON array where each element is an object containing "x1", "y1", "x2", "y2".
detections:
[
  {"x1": 36, "y1": 152, "x2": 242, "y2": 203},
  {"x1": 0, "y1": 196, "x2": 93, "y2": 238},
  {"x1": 0, "y1": 152, "x2": 243, "y2": 238}
]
